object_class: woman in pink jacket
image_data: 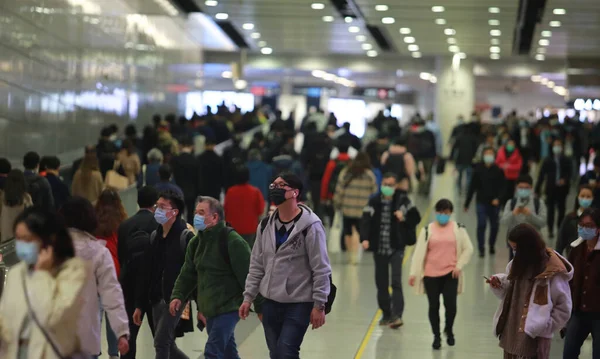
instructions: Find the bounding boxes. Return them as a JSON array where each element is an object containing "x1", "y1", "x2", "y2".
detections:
[
  {"x1": 495, "y1": 138, "x2": 523, "y2": 206},
  {"x1": 488, "y1": 223, "x2": 572, "y2": 359}
]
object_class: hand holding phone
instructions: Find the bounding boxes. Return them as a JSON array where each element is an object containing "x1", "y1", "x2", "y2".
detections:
[{"x1": 485, "y1": 276, "x2": 502, "y2": 289}]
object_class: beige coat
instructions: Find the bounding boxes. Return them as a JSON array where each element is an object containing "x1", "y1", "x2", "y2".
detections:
[
  {"x1": 72, "y1": 170, "x2": 104, "y2": 204},
  {"x1": 0, "y1": 193, "x2": 33, "y2": 242},
  {"x1": 333, "y1": 168, "x2": 378, "y2": 219},
  {"x1": 117, "y1": 152, "x2": 141, "y2": 185},
  {"x1": 0, "y1": 258, "x2": 88, "y2": 359}
]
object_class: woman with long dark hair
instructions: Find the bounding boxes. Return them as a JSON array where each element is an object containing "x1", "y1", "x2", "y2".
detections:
[
  {"x1": 95, "y1": 188, "x2": 128, "y2": 358},
  {"x1": 334, "y1": 152, "x2": 377, "y2": 264},
  {"x1": 0, "y1": 169, "x2": 33, "y2": 242},
  {"x1": 557, "y1": 184, "x2": 594, "y2": 257},
  {"x1": 563, "y1": 208, "x2": 600, "y2": 358},
  {"x1": 72, "y1": 152, "x2": 104, "y2": 204},
  {"x1": 0, "y1": 208, "x2": 87, "y2": 359},
  {"x1": 489, "y1": 223, "x2": 572, "y2": 359}
]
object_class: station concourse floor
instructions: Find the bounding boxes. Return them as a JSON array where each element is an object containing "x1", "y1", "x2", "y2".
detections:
[{"x1": 100, "y1": 165, "x2": 594, "y2": 358}]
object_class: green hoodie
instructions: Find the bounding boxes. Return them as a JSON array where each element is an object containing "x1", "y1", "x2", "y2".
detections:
[{"x1": 171, "y1": 222, "x2": 262, "y2": 318}]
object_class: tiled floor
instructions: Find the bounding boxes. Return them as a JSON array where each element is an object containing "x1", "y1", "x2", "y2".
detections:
[{"x1": 100, "y1": 165, "x2": 594, "y2": 358}]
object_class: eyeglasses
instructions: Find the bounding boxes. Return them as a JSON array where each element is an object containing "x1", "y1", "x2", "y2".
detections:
[
  {"x1": 153, "y1": 204, "x2": 173, "y2": 211},
  {"x1": 269, "y1": 183, "x2": 291, "y2": 190}
]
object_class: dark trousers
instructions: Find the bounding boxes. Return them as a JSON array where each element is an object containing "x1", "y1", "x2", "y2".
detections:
[
  {"x1": 122, "y1": 280, "x2": 155, "y2": 359},
  {"x1": 476, "y1": 203, "x2": 500, "y2": 253},
  {"x1": 262, "y1": 300, "x2": 312, "y2": 359},
  {"x1": 456, "y1": 164, "x2": 473, "y2": 193},
  {"x1": 563, "y1": 312, "x2": 600, "y2": 359},
  {"x1": 503, "y1": 180, "x2": 516, "y2": 207},
  {"x1": 205, "y1": 311, "x2": 240, "y2": 359},
  {"x1": 546, "y1": 189, "x2": 568, "y2": 235},
  {"x1": 309, "y1": 179, "x2": 322, "y2": 218},
  {"x1": 152, "y1": 300, "x2": 189, "y2": 359},
  {"x1": 423, "y1": 272, "x2": 458, "y2": 337},
  {"x1": 418, "y1": 158, "x2": 434, "y2": 196},
  {"x1": 374, "y1": 251, "x2": 404, "y2": 319}
]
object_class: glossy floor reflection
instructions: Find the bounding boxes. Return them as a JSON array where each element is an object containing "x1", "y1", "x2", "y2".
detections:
[{"x1": 100, "y1": 166, "x2": 594, "y2": 358}]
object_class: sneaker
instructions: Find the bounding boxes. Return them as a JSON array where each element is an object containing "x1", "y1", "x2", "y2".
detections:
[
  {"x1": 490, "y1": 248, "x2": 496, "y2": 255},
  {"x1": 432, "y1": 336, "x2": 442, "y2": 350},
  {"x1": 389, "y1": 317, "x2": 404, "y2": 329},
  {"x1": 379, "y1": 316, "x2": 392, "y2": 326},
  {"x1": 445, "y1": 332, "x2": 455, "y2": 346}
]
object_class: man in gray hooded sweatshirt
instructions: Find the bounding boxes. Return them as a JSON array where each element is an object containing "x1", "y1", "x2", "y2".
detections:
[{"x1": 240, "y1": 172, "x2": 332, "y2": 359}]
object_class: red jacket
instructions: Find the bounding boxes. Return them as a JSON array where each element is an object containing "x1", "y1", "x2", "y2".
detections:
[
  {"x1": 97, "y1": 232, "x2": 120, "y2": 277},
  {"x1": 495, "y1": 146, "x2": 523, "y2": 180},
  {"x1": 224, "y1": 184, "x2": 265, "y2": 235},
  {"x1": 320, "y1": 153, "x2": 351, "y2": 200}
]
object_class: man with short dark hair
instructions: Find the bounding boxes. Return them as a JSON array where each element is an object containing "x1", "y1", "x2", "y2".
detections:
[
  {"x1": 44, "y1": 156, "x2": 70, "y2": 210},
  {"x1": 197, "y1": 136, "x2": 225, "y2": 199},
  {"x1": 155, "y1": 164, "x2": 184, "y2": 198},
  {"x1": 171, "y1": 195, "x2": 261, "y2": 358},
  {"x1": 241, "y1": 172, "x2": 332, "y2": 358},
  {"x1": 171, "y1": 137, "x2": 199, "y2": 224},
  {"x1": 117, "y1": 186, "x2": 160, "y2": 359},
  {"x1": 0, "y1": 157, "x2": 12, "y2": 190},
  {"x1": 134, "y1": 190, "x2": 192, "y2": 359},
  {"x1": 23, "y1": 151, "x2": 54, "y2": 211}
]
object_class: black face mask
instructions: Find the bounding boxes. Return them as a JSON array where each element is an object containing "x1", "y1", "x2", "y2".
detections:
[{"x1": 269, "y1": 188, "x2": 288, "y2": 206}]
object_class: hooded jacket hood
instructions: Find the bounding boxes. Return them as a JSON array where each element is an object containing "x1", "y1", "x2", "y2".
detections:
[{"x1": 535, "y1": 248, "x2": 573, "y2": 281}]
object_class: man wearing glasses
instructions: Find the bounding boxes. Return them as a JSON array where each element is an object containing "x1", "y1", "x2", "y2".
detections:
[
  {"x1": 133, "y1": 190, "x2": 193, "y2": 359},
  {"x1": 240, "y1": 172, "x2": 332, "y2": 358}
]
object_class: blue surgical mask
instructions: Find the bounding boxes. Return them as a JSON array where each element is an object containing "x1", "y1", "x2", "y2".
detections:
[
  {"x1": 579, "y1": 197, "x2": 593, "y2": 209},
  {"x1": 517, "y1": 188, "x2": 531, "y2": 199},
  {"x1": 194, "y1": 214, "x2": 206, "y2": 231},
  {"x1": 154, "y1": 208, "x2": 172, "y2": 225},
  {"x1": 578, "y1": 226, "x2": 597, "y2": 241},
  {"x1": 435, "y1": 213, "x2": 451, "y2": 226},
  {"x1": 483, "y1": 154, "x2": 495, "y2": 165},
  {"x1": 16, "y1": 240, "x2": 39, "y2": 265}
]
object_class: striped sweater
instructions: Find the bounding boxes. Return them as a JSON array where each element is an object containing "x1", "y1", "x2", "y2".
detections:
[{"x1": 334, "y1": 168, "x2": 378, "y2": 218}]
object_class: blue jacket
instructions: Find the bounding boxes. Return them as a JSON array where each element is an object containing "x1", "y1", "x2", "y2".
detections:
[{"x1": 247, "y1": 160, "x2": 272, "y2": 200}]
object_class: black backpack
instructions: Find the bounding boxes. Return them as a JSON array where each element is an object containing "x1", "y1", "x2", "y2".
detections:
[
  {"x1": 327, "y1": 159, "x2": 349, "y2": 196},
  {"x1": 259, "y1": 216, "x2": 337, "y2": 314},
  {"x1": 151, "y1": 228, "x2": 194, "y2": 255},
  {"x1": 121, "y1": 229, "x2": 151, "y2": 279},
  {"x1": 382, "y1": 153, "x2": 407, "y2": 178},
  {"x1": 510, "y1": 198, "x2": 541, "y2": 214}
]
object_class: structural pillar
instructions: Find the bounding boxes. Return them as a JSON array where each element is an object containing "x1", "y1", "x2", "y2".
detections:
[{"x1": 435, "y1": 56, "x2": 475, "y2": 156}]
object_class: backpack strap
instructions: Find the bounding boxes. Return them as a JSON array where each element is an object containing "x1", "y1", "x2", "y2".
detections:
[
  {"x1": 259, "y1": 216, "x2": 271, "y2": 235},
  {"x1": 510, "y1": 198, "x2": 517, "y2": 211},
  {"x1": 424, "y1": 224, "x2": 429, "y2": 241},
  {"x1": 180, "y1": 229, "x2": 193, "y2": 255},
  {"x1": 534, "y1": 198, "x2": 540, "y2": 215},
  {"x1": 150, "y1": 230, "x2": 157, "y2": 244},
  {"x1": 220, "y1": 226, "x2": 233, "y2": 265}
]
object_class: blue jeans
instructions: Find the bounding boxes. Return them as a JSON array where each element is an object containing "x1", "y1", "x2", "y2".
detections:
[
  {"x1": 205, "y1": 311, "x2": 240, "y2": 359},
  {"x1": 476, "y1": 203, "x2": 500, "y2": 253},
  {"x1": 262, "y1": 300, "x2": 312, "y2": 359},
  {"x1": 456, "y1": 165, "x2": 472, "y2": 192},
  {"x1": 563, "y1": 312, "x2": 600, "y2": 359}
]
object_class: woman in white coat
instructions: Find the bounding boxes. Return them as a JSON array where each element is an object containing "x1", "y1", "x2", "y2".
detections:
[
  {"x1": 487, "y1": 223, "x2": 572, "y2": 359},
  {"x1": 409, "y1": 199, "x2": 474, "y2": 350},
  {"x1": 0, "y1": 208, "x2": 87, "y2": 359}
]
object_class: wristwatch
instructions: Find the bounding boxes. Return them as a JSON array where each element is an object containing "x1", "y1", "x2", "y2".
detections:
[{"x1": 314, "y1": 304, "x2": 326, "y2": 312}]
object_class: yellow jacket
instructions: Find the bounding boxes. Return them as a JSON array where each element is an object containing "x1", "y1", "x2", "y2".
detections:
[{"x1": 0, "y1": 258, "x2": 88, "y2": 359}]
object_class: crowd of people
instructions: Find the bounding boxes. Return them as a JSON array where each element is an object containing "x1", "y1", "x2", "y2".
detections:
[{"x1": 0, "y1": 105, "x2": 597, "y2": 359}]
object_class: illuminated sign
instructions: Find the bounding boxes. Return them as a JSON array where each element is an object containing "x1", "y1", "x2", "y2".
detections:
[{"x1": 352, "y1": 87, "x2": 397, "y2": 100}]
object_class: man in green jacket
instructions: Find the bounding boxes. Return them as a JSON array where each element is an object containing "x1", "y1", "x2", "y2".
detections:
[{"x1": 169, "y1": 196, "x2": 261, "y2": 358}]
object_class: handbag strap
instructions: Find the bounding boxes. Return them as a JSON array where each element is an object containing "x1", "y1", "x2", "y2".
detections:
[{"x1": 20, "y1": 269, "x2": 67, "y2": 359}]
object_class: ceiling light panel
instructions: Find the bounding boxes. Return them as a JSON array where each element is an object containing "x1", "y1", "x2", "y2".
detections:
[
  {"x1": 348, "y1": 26, "x2": 360, "y2": 33},
  {"x1": 490, "y1": 46, "x2": 500, "y2": 53},
  {"x1": 490, "y1": 29, "x2": 501, "y2": 36},
  {"x1": 432, "y1": 6, "x2": 445, "y2": 12},
  {"x1": 489, "y1": 7, "x2": 500, "y2": 13},
  {"x1": 541, "y1": 31, "x2": 552, "y2": 37},
  {"x1": 490, "y1": 53, "x2": 500, "y2": 60},
  {"x1": 447, "y1": 38, "x2": 456, "y2": 44},
  {"x1": 257, "y1": 41, "x2": 267, "y2": 47},
  {"x1": 215, "y1": 13, "x2": 228, "y2": 20},
  {"x1": 382, "y1": 17, "x2": 395, "y2": 24},
  {"x1": 535, "y1": 54, "x2": 545, "y2": 61},
  {"x1": 362, "y1": 43, "x2": 373, "y2": 50},
  {"x1": 448, "y1": 45, "x2": 459, "y2": 52},
  {"x1": 435, "y1": 18, "x2": 446, "y2": 25},
  {"x1": 375, "y1": 5, "x2": 389, "y2": 11},
  {"x1": 322, "y1": 16, "x2": 334, "y2": 22},
  {"x1": 367, "y1": 50, "x2": 378, "y2": 57},
  {"x1": 205, "y1": 0, "x2": 218, "y2": 6},
  {"x1": 356, "y1": 35, "x2": 367, "y2": 41},
  {"x1": 261, "y1": 47, "x2": 273, "y2": 55},
  {"x1": 539, "y1": 39, "x2": 550, "y2": 46},
  {"x1": 549, "y1": 21, "x2": 561, "y2": 27},
  {"x1": 345, "y1": 16, "x2": 353, "y2": 23},
  {"x1": 251, "y1": 32, "x2": 261, "y2": 39},
  {"x1": 408, "y1": 44, "x2": 419, "y2": 51},
  {"x1": 412, "y1": 52, "x2": 421, "y2": 58},
  {"x1": 404, "y1": 36, "x2": 415, "y2": 43},
  {"x1": 399, "y1": 28, "x2": 411, "y2": 34},
  {"x1": 553, "y1": 8, "x2": 566, "y2": 15},
  {"x1": 242, "y1": 23, "x2": 254, "y2": 30},
  {"x1": 444, "y1": 28, "x2": 456, "y2": 36},
  {"x1": 488, "y1": 19, "x2": 500, "y2": 26},
  {"x1": 490, "y1": 38, "x2": 500, "y2": 45},
  {"x1": 311, "y1": 3, "x2": 325, "y2": 10}
]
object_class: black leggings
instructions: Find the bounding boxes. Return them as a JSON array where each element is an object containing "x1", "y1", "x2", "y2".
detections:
[{"x1": 423, "y1": 272, "x2": 458, "y2": 337}]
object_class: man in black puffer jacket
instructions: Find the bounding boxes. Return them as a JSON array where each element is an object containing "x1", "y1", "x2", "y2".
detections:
[
  {"x1": 360, "y1": 173, "x2": 421, "y2": 328},
  {"x1": 23, "y1": 152, "x2": 54, "y2": 212}
]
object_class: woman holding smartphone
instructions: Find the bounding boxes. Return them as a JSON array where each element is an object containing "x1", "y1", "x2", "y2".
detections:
[
  {"x1": 488, "y1": 223, "x2": 572, "y2": 359},
  {"x1": 409, "y1": 199, "x2": 474, "y2": 350}
]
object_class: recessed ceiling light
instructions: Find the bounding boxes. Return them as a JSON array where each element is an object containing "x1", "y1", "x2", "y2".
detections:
[
  {"x1": 257, "y1": 41, "x2": 267, "y2": 47},
  {"x1": 448, "y1": 45, "x2": 459, "y2": 52},
  {"x1": 535, "y1": 54, "x2": 545, "y2": 61},
  {"x1": 312, "y1": 70, "x2": 325, "y2": 78},
  {"x1": 205, "y1": 0, "x2": 218, "y2": 6},
  {"x1": 356, "y1": 35, "x2": 366, "y2": 41},
  {"x1": 251, "y1": 32, "x2": 261, "y2": 39},
  {"x1": 547, "y1": 81, "x2": 555, "y2": 88},
  {"x1": 491, "y1": 38, "x2": 500, "y2": 45},
  {"x1": 367, "y1": 50, "x2": 378, "y2": 57},
  {"x1": 362, "y1": 43, "x2": 373, "y2": 50},
  {"x1": 311, "y1": 3, "x2": 325, "y2": 10},
  {"x1": 540, "y1": 78, "x2": 548, "y2": 85},
  {"x1": 539, "y1": 39, "x2": 550, "y2": 46},
  {"x1": 412, "y1": 52, "x2": 422, "y2": 58},
  {"x1": 404, "y1": 36, "x2": 415, "y2": 43},
  {"x1": 549, "y1": 21, "x2": 561, "y2": 27},
  {"x1": 345, "y1": 16, "x2": 353, "y2": 23},
  {"x1": 447, "y1": 38, "x2": 456, "y2": 44},
  {"x1": 382, "y1": 17, "x2": 395, "y2": 24},
  {"x1": 488, "y1": 19, "x2": 500, "y2": 26},
  {"x1": 435, "y1": 18, "x2": 446, "y2": 25},
  {"x1": 490, "y1": 29, "x2": 501, "y2": 36},
  {"x1": 490, "y1": 53, "x2": 500, "y2": 60},
  {"x1": 323, "y1": 73, "x2": 336, "y2": 81},
  {"x1": 537, "y1": 48, "x2": 547, "y2": 55},
  {"x1": 432, "y1": 6, "x2": 445, "y2": 12},
  {"x1": 531, "y1": 75, "x2": 541, "y2": 82},
  {"x1": 242, "y1": 23, "x2": 254, "y2": 30},
  {"x1": 553, "y1": 8, "x2": 566, "y2": 15},
  {"x1": 420, "y1": 72, "x2": 431, "y2": 80},
  {"x1": 221, "y1": 71, "x2": 232, "y2": 79},
  {"x1": 489, "y1": 7, "x2": 500, "y2": 13},
  {"x1": 261, "y1": 47, "x2": 273, "y2": 55},
  {"x1": 444, "y1": 28, "x2": 456, "y2": 36},
  {"x1": 408, "y1": 44, "x2": 419, "y2": 51},
  {"x1": 541, "y1": 30, "x2": 552, "y2": 37},
  {"x1": 399, "y1": 27, "x2": 411, "y2": 34},
  {"x1": 490, "y1": 46, "x2": 501, "y2": 53},
  {"x1": 375, "y1": 5, "x2": 389, "y2": 11},
  {"x1": 215, "y1": 13, "x2": 228, "y2": 20},
  {"x1": 458, "y1": 52, "x2": 467, "y2": 59},
  {"x1": 348, "y1": 26, "x2": 360, "y2": 33},
  {"x1": 430, "y1": 76, "x2": 437, "y2": 84},
  {"x1": 322, "y1": 15, "x2": 334, "y2": 22}
]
